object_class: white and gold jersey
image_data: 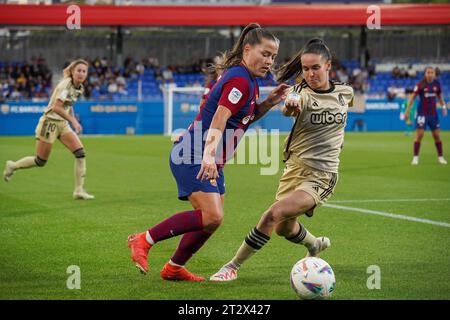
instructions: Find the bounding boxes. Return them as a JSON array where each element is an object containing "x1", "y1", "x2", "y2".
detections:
[
  {"x1": 284, "y1": 80, "x2": 354, "y2": 173},
  {"x1": 43, "y1": 78, "x2": 84, "y2": 121}
]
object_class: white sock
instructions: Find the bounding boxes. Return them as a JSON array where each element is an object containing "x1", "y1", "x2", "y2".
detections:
[
  {"x1": 145, "y1": 231, "x2": 155, "y2": 245},
  {"x1": 169, "y1": 260, "x2": 184, "y2": 268},
  {"x1": 74, "y1": 158, "x2": 86, "y2": 192},
  {"x1": 13, "y1": 156, "x2": 37, "y2": 169}
]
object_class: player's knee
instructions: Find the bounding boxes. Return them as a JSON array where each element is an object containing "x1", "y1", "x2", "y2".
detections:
[
  {"x1": 203, "y1": 210, "x2": 223, "y2": 230},
  {"x1": 262, "y1": 206, "x2": 283, "y2": 226},
  {"x1": 274, "y1": 224, "x2": 287, "y2": 237},
  {"x1": 73, "y1": 148, "x2": 85, "y2": 158},
  {"x1": 34, "y1": 156, "x2": 47, "y2": 167}
]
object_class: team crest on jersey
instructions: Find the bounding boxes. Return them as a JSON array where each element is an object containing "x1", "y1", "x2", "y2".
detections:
[
  {"x1": 228, "y1": 87, "x2": 243, "y2": 104},
  {"x1": 242, "y1": 114, "x2": 255, "y2": 125},
  {"x1": 209, "y1": 179, "x2": 217, "y2": 187},
  {"x1": 338, "y1": 93, "x2": 345, "y2": 106}
]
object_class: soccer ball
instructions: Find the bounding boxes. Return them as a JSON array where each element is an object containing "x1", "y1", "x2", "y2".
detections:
[{"x1": 290, "y1": 257, "x2": 336, "y2": 300}]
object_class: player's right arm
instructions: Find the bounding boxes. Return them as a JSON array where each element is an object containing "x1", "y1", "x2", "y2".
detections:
[
  {"x1": 197, "y1": 106, "x2": 232, "y2": 182},
  {"x1": 405, "y1": 86, "x2": 419, "y2": 123},
  {"x1": 51, "y1": 99, "x2": 82, "y2": 134},
  {"x1": 197, "y1": 77, "x2": 249, "y2": 181}
]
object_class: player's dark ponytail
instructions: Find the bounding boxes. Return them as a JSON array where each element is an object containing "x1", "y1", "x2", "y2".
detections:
[
  {"x1": 303, "y1": 38, "x2": 332, "y2": 62},
  {"x1": 277, "y1": 38, "x2": 332, "y2": 83},
  {"x1": 217, "y1": 23, "x2": 279, "y2": 71}
]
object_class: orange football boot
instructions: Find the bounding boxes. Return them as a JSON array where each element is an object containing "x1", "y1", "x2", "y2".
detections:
[
  {"x1": 160, "y1": 262, "x2": 205, "y2": 281},
  {"x1": 127, "y1": 232, "x2": 152, "y2": 275}
]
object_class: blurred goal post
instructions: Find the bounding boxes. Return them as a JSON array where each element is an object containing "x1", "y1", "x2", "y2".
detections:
[{"x1": 162, "y1": 85, "x2": 276, "y2": 135}]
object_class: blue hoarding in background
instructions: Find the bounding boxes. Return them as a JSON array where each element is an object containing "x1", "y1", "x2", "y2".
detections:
[
  {"x1": 0, "y1": 100, "x2": 164, "y2": 135},
  {"x1": 1, "y1": 98, "x2": 449, "y2": 136}
]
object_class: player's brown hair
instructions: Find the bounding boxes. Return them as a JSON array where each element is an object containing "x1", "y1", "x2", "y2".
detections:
[
  {"x1": 63, "y1": 59, "x2": 89, "y2": 79},
  {"x1": 216, "y1": 23, "x2": 279, "y2": 72},
  {"x1": 420, "y1": 66, "x2": 435, "y2": 86},
  {"x1": 277, "y1": 38, "x2": 332, "y2": 83}
]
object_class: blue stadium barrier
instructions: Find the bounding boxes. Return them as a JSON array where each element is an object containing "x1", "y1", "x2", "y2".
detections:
[
  {"x1": 1, "y1": 98, "x2": 449, "y2": 136},
  {"x1": 0, "y1": 100, "x2": 164, "y2": 135}
]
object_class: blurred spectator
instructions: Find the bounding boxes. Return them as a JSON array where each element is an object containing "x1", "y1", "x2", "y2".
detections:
[
  {"x1": 392, "y1": 66, "x2": 401, "y2": 79},
  {"x1": 107, "y1": 79, "x2": 118, "y2": 99},
  {"x1": 407, "y1": 64, "x2": 417, "y2": 78},
  {"x1": 162, "y1": 67, "x2": 174, "y2": 82},
  {"x1": 435, "y1": 67, "x2": 441, "y2": 78},
  {"x1": 387, "y1": 85, "x2": 405, "y2": 101},
  {"x1": 336, "y1": 67, "x2": 349, "y2": 83},
  {"x1": 351, "y1": 68, "x2": 368, "y2": 94}
]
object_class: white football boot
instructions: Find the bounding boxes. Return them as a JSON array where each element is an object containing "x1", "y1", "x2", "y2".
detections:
[
  {"x1": 210, "y1": 262, "x2": 238, "y2": 282},
  {"x1": 73, "y1": 189, "x2": 95, "y2": 200},
  {"x1": 306, "y1": 236, "x2": 331, "y2": 257},
  {"x1": 3, "y1": 161, "x2": 15, "y2": 182},
  {"x1": 438, "y1": 157, "x2": 447, "y2": 165},
  {"x1": 411, "y1": 156, "x2": 419, "y2": 165}
]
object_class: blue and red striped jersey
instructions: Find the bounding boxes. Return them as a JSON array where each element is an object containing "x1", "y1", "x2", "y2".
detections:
[
  {"x1": 178, "y1": 64, "x2": 259, "y2": 166},
  {"x1": 414, "y1": 80, "x2": 441, "y2": 116}
]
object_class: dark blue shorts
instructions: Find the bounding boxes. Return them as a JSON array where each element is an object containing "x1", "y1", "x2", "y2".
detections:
[
  {"x1": 169, "y1": 145, "x2": 225, "y2": 201},
  {"x1": 415, "y1": 115, "x2": 440, "y2": 130}
]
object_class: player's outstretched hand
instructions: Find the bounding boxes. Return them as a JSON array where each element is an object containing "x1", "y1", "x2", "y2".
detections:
[{"x1": 266, "y1": 83, "x2": 290, "y2": 107}]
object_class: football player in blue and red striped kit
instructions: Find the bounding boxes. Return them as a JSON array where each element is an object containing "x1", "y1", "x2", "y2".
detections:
[
  {"x1": 405, "y1": 66, "x2": 448, "y2": 165},
  {"x1": 127, "y1": 23, "x2": 289, "y2": 281}
]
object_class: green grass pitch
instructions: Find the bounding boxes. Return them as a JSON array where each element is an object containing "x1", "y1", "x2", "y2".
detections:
[{"x1": 0, "y1": 132, "x2": 449, "y2": 300}]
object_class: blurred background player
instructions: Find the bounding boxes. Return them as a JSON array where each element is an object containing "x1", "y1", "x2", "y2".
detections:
[
  {"x1": 3, "y1": 59, "x2": 94, "y2": 200},
  {"x1": 405, "y1": 66, "x2": 448, "y2": 165},
  {"x1": 400, "y1": 88, "x2": 416, "y2": 136},
  {"x1": 127, "y1": 23, "x2": 289, "y2": 281},
  {"x1": 210, "y1": 38, "x2": 354, "y2": 282},
  {"x1": 199, "y1": 55, "x2": 224, "y2": 107}
]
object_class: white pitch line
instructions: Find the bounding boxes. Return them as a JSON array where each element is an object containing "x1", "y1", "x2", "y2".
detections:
[
  {"x1": 323, "y1": 203, "x2": 450, "y2": 228},
  {"x1": 328, "y1": 198, "x2": 450, "y2": 203}
]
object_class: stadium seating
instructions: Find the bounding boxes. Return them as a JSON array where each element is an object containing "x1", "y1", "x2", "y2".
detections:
[{"x1": 2, "y1": 59, "x2": 449, "y2": 102}]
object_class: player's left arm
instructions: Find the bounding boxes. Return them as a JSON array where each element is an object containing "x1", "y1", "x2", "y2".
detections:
[{"x1": 251, "y1": 83, "x2": 290, "y2": 123}]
